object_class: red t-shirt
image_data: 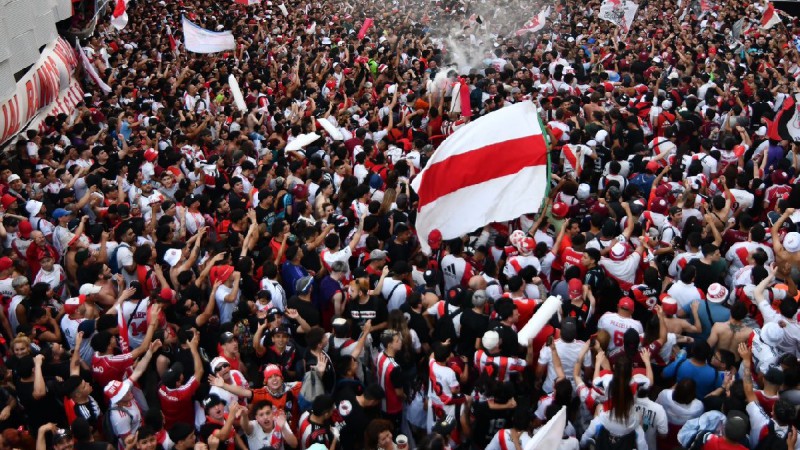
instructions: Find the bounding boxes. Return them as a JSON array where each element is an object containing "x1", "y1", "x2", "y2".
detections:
[
  {"x1": 158, "y1": 376, "x2": 200, "y2": 429},
  {"x1": 92, "y1": 352, "x2": 135, "y2": 387}
]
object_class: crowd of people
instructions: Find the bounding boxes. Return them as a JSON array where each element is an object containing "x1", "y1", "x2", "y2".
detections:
[{"x1": 1, "y1": 0, "x2": 800, "y2": 448}]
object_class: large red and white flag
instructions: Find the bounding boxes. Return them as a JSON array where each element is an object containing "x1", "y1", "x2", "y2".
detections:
[
  {"x1": 598, "y1": 0, "x2": 638, "y2": 33},
  {"x1": 524, "y1": 406, "x2": 568, "y2": 450},
  {"x1": 110, "y1": 0, "x2": 128, "y2": 30},
  {"x1": 761, "y1": 1, "x2": 782, "y2": 29},
  {"x1": 234, "y1": 0, "x2": 260, "y2": 4},
  {"x1": 515, "y1": 7, "x2": 550, "y2": 36},
  {"x1": 76, "y1": 40, "x2": 112, "y2": 93},
  {"x1": 411, "y1": 101, "x2": 549, "y2": 254}
]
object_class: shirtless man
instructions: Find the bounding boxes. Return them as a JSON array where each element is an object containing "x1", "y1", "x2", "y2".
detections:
[
  {"x1": 706, "y1": 301, "x2": 752, "y2": 360},
  {"x1": 662, "y1": 297, "x2": 703, "y2": 336},
  {"x1": 771, "y1": 208, "x2": 800, "y2": 276}
]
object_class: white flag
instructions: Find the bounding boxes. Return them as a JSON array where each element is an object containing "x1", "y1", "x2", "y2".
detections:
[
  {"x1": 182, "y1": 16, "x2": 236, "y2": 54},
  {"x1": 110, "y1": 0, "x2": 128, "y2": 30},
  {"x1": 76, "y1": 40, "x2": 112, "y2": 93},
  {"x1": 598, "y1": 0, "x2": 639, "y2": 33},
  {"x1": 524, "y1": 406, "x2": 568, "y2": 450}
]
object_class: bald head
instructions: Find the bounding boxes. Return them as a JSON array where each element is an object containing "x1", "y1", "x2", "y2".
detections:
[{"x1": 468, "y1": 275, "x2": 487, "y2": 290}]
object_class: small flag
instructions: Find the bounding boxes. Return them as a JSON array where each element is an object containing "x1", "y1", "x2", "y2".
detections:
[
  {"x1": 182, "y1": 15, "x2": 236, "y2": 54},
  {"x1": 515, "y1": 7, "x2": 549, "y2": 36},
  {"x1": 167, "y1": 26, "x2": 177, "y2": 52},
  {"x1": 110, "y1": 0, "x2": 128, "y2": 30},
  {"x1": 761, "y1": 1, "x2": 782, "y2": 29},
  {"x1": 599, "y1": 0, "x2": 639, "y2": 33}
]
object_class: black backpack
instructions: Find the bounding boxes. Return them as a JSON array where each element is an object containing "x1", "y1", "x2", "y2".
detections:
[
  {"x1": 754, "y1": 422, "x2": 788, "y2": 450},
  {"x1": 593, "y1": 426, "x2": 638, "y2": 450},
  {"x1": 432, "y1": 293, "x2": 461, "y2": 343}
]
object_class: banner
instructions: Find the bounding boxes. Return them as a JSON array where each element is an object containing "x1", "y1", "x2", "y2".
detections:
[
  {"x1": 76, "y1": 40, "x2": 112, "y2": 93},
  {"x1": 515, "y1": 7, "x2": 550, "y2": 36},
  {"x1": 182, "y1": 16, "x2": 236, "y2": 53},
  {"x1": 598, "y1": 0, "x2": 639, "y2": 33},
  {"x1": 0, "y1": 37, "x2": 80, "y2": 147}
]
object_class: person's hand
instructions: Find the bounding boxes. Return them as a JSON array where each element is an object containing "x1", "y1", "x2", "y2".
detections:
[
  {"x1": 595, "y1": 351, "x2": 607, "y2": 367},
  {"x1": 190, "y1": 329, "x2": 200, "y2": 349},
  {"x1": 274, "y1": 410, "x2": 287, "y2": 429},
  {"x1": 208, "y1": 374, "x2": 225, "y2": 388},
  {"x1": 212, "y1": 280, "x2": 223, "y2": 291},
  {"x1": 207, "y1": 433, "x2": 220, "y2": 450},
  {"x1": 149, "y1": 339, "x2": 163, "y2": 353},
  {"x1": 331, "y1": 425, "x2": 341, "y2": 441},
  {"x1": 39, "y1": 423, "x2": 59, "y2": 436},
  {"x1": 640, "y1": 347, "x2": 651, "y2": 364},
  {"x1": 382, "y1": 265, "x2": 390, "y2": 277},
  {"x1": 123, "y1": 431, "x2": 139, "y2": 450},
  {"x1": 285, "y1": 309, "x2": 300, "y2": 320},
  {"x1": 315, "y1": 355, "x2": 328, "y2": 374},
  {"x1": 119, "y1": 287, "x2": 137, "y2": 301},
  {"x1": 784, "y1": 207, "x2": 795, "y2": 217},
  {"x1": 788, "y1": 426, "x2": 797, "y2": 450},
  {"x1": 0, "y1": 406, "x2": 10, "y2": 422},
  {"x1": 34, "y1": 354, "x2": 44, "y2": 366},
  {"x1": 363, "y1": 319, "x2": 372, "y2": 335},
  {"x1": 737, "y1": 342, "x2": 752, "y2": 362}
]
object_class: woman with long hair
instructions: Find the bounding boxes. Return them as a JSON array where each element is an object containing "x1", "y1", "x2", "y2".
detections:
[
  {"x1": 385, "y1": 310, "x2": 420, "y2": 378},
  {"x1": 579, "y1": 351, "x2": 650, "y2": 450}
]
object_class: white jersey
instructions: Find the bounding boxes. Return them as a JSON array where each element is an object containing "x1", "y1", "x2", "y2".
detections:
[
  {"x1": 259, "y1": 278, "x2": 287, "y2": 312},
  {"x1": 597, "y1": 312, "x2": 644, "y2": 351},
  {"x1": 120, "y1": 298, "x2": 151, "y2": 350},
  {"x1": 504, "y1": 254, "x2": 542, "y2": 279},
  {"x1": 61, "y1": 315, "x2": 84, "y2": 349}
]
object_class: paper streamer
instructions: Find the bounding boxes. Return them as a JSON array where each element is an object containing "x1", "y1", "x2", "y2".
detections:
[
  {"x1": 357, "y1": 18, "x2": 374, "y2": 40},
  {"x1": 517, "y1": 295, "x2": 561, "y2": 346},
  {"x1": 278, "y1": 4, "x2": 289, "y2": 16},
  {"x1": 317, "y1": 118, "x2": 344, "y2": 141},
  {"x1": 228, "y1": 75, "x2": 247, "y2": 112}
]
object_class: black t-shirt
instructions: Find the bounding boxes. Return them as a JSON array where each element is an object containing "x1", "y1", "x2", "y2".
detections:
[
  {"x1": 458, "y1": 309, "x2": 489, "y2": 359},
  {"x1": 14, "y1": 379, "x2": 66, "y2": 430},
  {"x1": 344, "y1": 296, "x2": 388, "y2": 343},
  {"x1": 685, "y1": 259, "x2": 716, "y2": 292},
  {"x1": 287, "y1": 296, "x2": 320, "y2": 347},
  {"x1": 400, "y1": 304, "x2": 431, "y2": 346},
  {"x1": 385, "y1": 238, "x2": 414, "y2": 264},
  {"x1": 490, "y1": 321, "x2": 519, "y2": 357},
  {"x1": 471, "y1": 401, "x2": 515, "y2": 447},
  {"x1": 332, "y1": 388, "x2": 375, "y2": 450}
]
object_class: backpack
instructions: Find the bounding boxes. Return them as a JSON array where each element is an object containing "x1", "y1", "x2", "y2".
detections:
[
  {"x1": 685, "y1": 431, "x2": 712, "y2": 450},
  {"x1": 593, "y1": 426, "x2": 638, "y2": 450},
  {"x1": 327, "y1": 337, "x2": 355, "y2": 365},
  {"x1": 298, "y1": 368, "x2": 326, "y2": 411},
  {"x1": 432, "y1": 296, "x2": 461, "y2": 343},
  {"x1": 102, "y1": 406, "x2": 131, "y2": 447},
  {"x1": 108, "y1": 243, "x2": 130, "y2": 274},
  {"x1": 629, "y1": 173, "x2": 653, "y2": 198},
  {"x1": 754, "y1": 422, "x2": 789, "y2": 450}
]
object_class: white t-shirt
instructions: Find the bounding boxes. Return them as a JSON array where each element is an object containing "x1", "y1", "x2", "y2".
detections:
[
  {"x1": 634, "y1": 397, "x2": 669, "y2": 450},
  {"x1": 538, "y1": 339, "x2": 591, "y2": 393},
  {"x1": 656, "y1": 389, "x2": 704, "y2": 425},
  {"x1": 597, "y1": 313, "x2": 644, "y2": 351},
  {"x1": 245, "y1": 421, "x2": 285, "y2": 450},
  {"x1": 120, "y1": 299, "x2": 151, "y2": 350},
  {"x1": 215, "y1": 285, "x2": 238, "y2": 324}
]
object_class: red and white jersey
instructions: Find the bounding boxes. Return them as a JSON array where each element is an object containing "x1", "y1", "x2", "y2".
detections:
[
  {"x1": 503, "y1": 254, "x2": 541, "y2": 278},
  {"x1": 320, "y1": 246, "x2": 352, "y2": 278},
  {"x1": 158, "y1": 376, "x2": 200, "y2": 429},
  {"x1": 297, "y1": 411, "x2": 333, "y2": 450},
  {"x1": 599, "y1": 252, "x2": 641, "y2": 292},
  {"x1": 441, "y1": 119, "x2": 466, "y2": 136},
  {"x1": 109, "y1": 402, "x2": 143, "y2": 444},
  {"x1": 441, "y1": 254, "x2": 475, "y2": 291},
  {"x1": 473, "y1": 349, "x2": 527, "y2": 382},
  {"x1": 725, "y1": 241, "x2": 774, "y2": 277},
  {"x1": 92, "y1": 352, "x2": 135, "y2": 387},
  {"x1": 428, "y1": 357, "x2": 460, "y2": 407},
  {"x1": 765, "y1": 184, "x2": 792, "y2": 211},
  {"x1": 376, "y1": 352, "x2": 402, "y2": 414},
  {"x1": 597, "y1": 312, "x2": 644, "y2": 351},
  {"x1": 562, "y1": 144, "x2": 593, "y2": 177},
  {"x1": 119, "y1": 298, "x2": 152, "y2": 351},
  {"x1": 649, "y1": 137, "x2": 676, "y2": 164},
  {"x1": 667, "y1": 251, "x2": 702, "y2": 278}
]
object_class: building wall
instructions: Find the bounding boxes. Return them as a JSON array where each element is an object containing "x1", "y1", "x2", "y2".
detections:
[{"x1": 0, "y1": 0, "x2": 73, "y2": 100}]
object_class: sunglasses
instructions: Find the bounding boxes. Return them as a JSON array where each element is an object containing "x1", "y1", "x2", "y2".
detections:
[{"x1": 215, "y1": 364, "x2": 230, "y2": 372}]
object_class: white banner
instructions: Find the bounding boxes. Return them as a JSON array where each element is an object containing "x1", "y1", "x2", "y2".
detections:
[
  {"x1": 599, "y1": 0, "x2": 639, "y2": 33},
  {"x1": 0, "y1": 37, "x2": 80, "y2": 146},
  {"x1": 182, "y1": 16, "x2": 236, "y2": 54}
]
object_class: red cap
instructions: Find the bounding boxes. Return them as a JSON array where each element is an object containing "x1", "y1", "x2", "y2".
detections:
[
  {"x1": 645, "y1": 160, "x2": 660, "y2": 173},
  {"x1": 649, "y1": 197, "x2": 669, "y2": 215},
  {"x1": 568, "y1": 279, "x2": 583, "y2": 298},
  {"x1": 18, "y1": 220, "x2": 32, "y2": 239},
  {"x1": 63, "y1": 296, "x2": 86, "y2": 314},
  {"x1": 1, "y1": 194, "x2": 16, "y2": 210},
  {"x1": 210, "y1": 265, "x2": 235, "y2": 285},
  {"x1": 428, "y1": 229, "x2": 443, "y2": 250},
  {"x1": 519, "y1": 237, "x2": 535, "y2": 253},
  {"x1": 618, "y1": 297, "x2": 634, "y2": 311},
  {"x1": 144, "y1": 148, "x2": 158, "y2": 162},
  {"x1": 159, "y1": 288, "x2": 176, "y2": 304},
  {"x1": 263, "y1": 364, "x2": 283, "y2": 380},
  {"x1": 661, "y1": 295, "x2": 678, "y2": 315},
  {"x1": 590, "y1": 202, "x2": 609, "y2": 216},
  {"x1": 552, "y1": 202, "x2": 569, "y2": 219},
  {"x1": 0, "y1": 257, "x2": 12, "y2": 272}
]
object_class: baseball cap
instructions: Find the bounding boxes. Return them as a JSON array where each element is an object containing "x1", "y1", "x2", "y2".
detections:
[
  {"x1": 0, "y1": 257, "x2": 12, "y2": 272},
  {"x1": 63, "y1": 296, "x2": 85, "y2": 314},
  {"x1": 618, "y1": 297, "x2": 634, "y2": 311},
  {"x1": 295, "y1": 276, "x2": 314, "y2": 295},
  {"x1": 219, "y1": 331, "x2": 236, "y2": 345},
  {"x1": 17, "y1": 220, "x2": 32, "y2": 239},
  {"x1": 552, "y1": 202, "x2": 569, "y2": 219},
  {"x1": 203, "y1": 394, "x2": 227, "y2": 411},
  {"x1": 163, "y1": 248, "x2": 182, "y2": 267},
  {"x1": 760, "y1": 322, "x2": 785, "y2": 347},
  {"x1": 159, "y1": 288, "x2": 176, "y2": 304},
  {"x1": 568, "y1": 279, "x2": 583, "y2": 298},
  {"x1": 25, "y1": 200, "x2": 42, "y2": 217},
  {"x1": 7, "y1": 174, "x2": 20, "y2": 183},
  {"x1": 79, "y1": 284, "x2": 102, "y2": 296},
  {"x1": 482, "y1": 330, "x2": 499, "y2": 351},
  {"x1": 561, "y1": 317, "x2": 578, "y2": 342},
  {"x1": 52, "y1": 208, "x2": 72, "y2": 220},
  {"x1": 271, "y1": 326, "x2": 290, "y2": 336}
]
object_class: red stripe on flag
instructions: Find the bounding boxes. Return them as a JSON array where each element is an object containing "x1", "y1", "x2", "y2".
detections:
[
  {"x1": 113, "y1": 0, "x2": 125, "y2": 17},
  {"x1": 417, "y1": 134, "x2": 547, "y2": 209}
]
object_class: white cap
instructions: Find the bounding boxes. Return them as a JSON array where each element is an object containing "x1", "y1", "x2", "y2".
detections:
[
  {"x1": 576, "y1": 183, "x2": 591, "y2": 201},
  {"x1": 662, "y1": 100, "x2": 673, "y2": 110},
  {"x1": 482, "y1": 330, "x2": 499, "y2": 351},
  {"x1": 784, "y1": 232, "x2": 800, "y2": 253},
  {"x1": 7, "y1": 174, "x2": 20, "y2": 183},
  {"x1": 706, "y1": 283, "x2": 728, "y2": 303},
  {"x1": 79, "y1": 284, "x2": 102, "y2": 296},
  {"x1": 761, "y1": 322, "x2": 785, "y2": 347},
  {"x1": 756, "y1": 126, "x2": 767, "y2": 136},
  {"x1": 25, "y1": 200, "x2": 42, "y2": 217},
  {"x1": 210, "y1": 356, "x2": 229, "y2": 372},
  {"x1": 595, "y1": 130, "x2": 609, "y2": 144},
  {"x1": 163, "y1": 248, "x2": 182, "y2": 267}
]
